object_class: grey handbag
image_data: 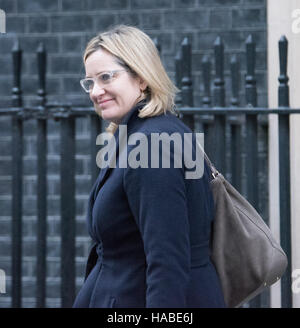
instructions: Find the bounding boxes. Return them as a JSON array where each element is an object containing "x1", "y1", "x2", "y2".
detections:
[{"x1": 205, "y1": 155, "x2": 288, "y2": 308}]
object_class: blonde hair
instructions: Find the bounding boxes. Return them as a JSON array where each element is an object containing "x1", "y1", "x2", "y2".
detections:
[{"x1": 83, "y1": 25, "x2": 178, "y2": 134}]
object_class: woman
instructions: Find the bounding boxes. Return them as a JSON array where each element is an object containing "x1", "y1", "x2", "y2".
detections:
[{"x1": 73, "y1": 25, "x2": 226, "y2": 308}]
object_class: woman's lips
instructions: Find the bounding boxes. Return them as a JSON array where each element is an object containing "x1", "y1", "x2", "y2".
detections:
[{"x1": 99, "y1": 98, "x2": 113, "y2": 106}]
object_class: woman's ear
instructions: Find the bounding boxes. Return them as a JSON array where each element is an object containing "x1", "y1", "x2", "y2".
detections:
[{"x1": 139, "y1": 78, "x2": 148, "y2": 92}]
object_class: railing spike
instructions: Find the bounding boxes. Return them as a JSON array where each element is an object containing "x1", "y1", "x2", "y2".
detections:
[
  {"x1": 12, "y1": 39, "x2": 20, "y2": 52},
  {"x1": 213, "y1": 36, "x2": 225, "y2": 107},
  {"x1": 175, "y1": 50, "x2": 183, "y2": 107},
  {"x1": 11, "y1": 39, "x2": 23, "y2": 107},
  {"x1": 245, "y1": 34, "x2": 253, "y2": 44},
  {"x1": 214, "y1": 35, "x2": 222, "y2": 46},
  {"x1": 201, "y1": 54, "x2": 211, "y2": 107},
  {"x1": 180, "y1": 36, "x2": 193, "y2": 106},
  {"x1": 36, "y1": 42, "x2": 47, "y2": 106},
  {"x1": 245, "y1": 34, "x2": 257, "y2": 107},
  {"x1": 180, "y1": 36, "x2": 194, "y2": 129},
  {"x1": 37, "y1": 42, "x2": 45, "y2": 53},
  {"x1": 230, "y1": 54, "x2": 240, "y2": 107},
  {"x1": 278, "y1": 35, "x2": 289, "y2": 107}
]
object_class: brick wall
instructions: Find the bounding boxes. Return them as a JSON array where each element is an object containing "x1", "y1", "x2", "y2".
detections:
[{"x1": 0, "y1": 0, "x2": 267, "y2": 307}]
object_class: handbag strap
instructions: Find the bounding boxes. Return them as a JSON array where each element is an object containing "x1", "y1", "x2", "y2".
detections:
[
  {"x1": 196, "y1": 138, "x2": 219, "y2": 179},
  {"x1": 204, "y1": 152, "x2": 219, "y2": 179}
]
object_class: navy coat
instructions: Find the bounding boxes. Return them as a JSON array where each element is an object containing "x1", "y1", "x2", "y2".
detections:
[{"x1": 73, "y1": 101, "x2": 226, "y2": 308}]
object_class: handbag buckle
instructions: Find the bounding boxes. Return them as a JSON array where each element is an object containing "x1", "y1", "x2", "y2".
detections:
[{"x1": 212, "y1": 170, "x2": 219, "y2": 179}]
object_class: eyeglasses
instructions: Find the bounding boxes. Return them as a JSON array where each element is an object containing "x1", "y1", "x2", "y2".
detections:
[{"x1": 80, "y1": 70, "x2": 127, "y2": 93}]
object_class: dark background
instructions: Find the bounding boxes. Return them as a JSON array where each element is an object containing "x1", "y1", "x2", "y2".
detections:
[{"x1": 0, "y1": 0, "x2": 267, "y2": 307}]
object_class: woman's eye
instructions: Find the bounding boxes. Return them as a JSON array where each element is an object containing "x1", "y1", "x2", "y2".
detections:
[
  {"x1": 85, "y1": 80, "x2": 94, "y2": 90},
  {"x1": 100, "y1": 73, "x2": 111, "y2": 82},
  {"x1": 86, "y1": 80, "x2": 94, "y2": 89}
]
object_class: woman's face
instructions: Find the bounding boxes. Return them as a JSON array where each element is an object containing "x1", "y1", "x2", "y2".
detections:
[{"x1": 84, "y1": 49, "x2": 146, "y2": 124}]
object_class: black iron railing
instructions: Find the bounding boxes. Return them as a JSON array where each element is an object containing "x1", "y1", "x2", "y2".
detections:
[{"x1": 0, "y1": 34, "x2": 295, "y2": 308}]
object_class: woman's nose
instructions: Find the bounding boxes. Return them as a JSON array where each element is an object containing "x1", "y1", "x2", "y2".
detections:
[{"x1": 90, "y1": 83, "x2": 105, "y2": 99}]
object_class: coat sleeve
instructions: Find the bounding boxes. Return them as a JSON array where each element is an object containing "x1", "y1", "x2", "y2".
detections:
[{"x1": 123, "y1": 146, "x2": 191, "y2": 307}]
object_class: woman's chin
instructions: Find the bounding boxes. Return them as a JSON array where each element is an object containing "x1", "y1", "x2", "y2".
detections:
[
  {"x1": 100, "y1": 110, "x2": 112, "y2": 121},
  {"x1": 99, "y1": 110, "x2": 118, "y2": 123},
  {"x1": 94, "y1": 105, "x2": 120, "y2": 123},
  {"x1": 95, "y1": 106, "x2": 110, "y2": 120}
]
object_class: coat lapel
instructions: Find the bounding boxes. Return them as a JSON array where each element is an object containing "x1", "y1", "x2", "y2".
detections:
[
  {"x1": 87, "y1": 100, "x2": 147, "y2": 235},
  {"x1": 93, "y1": 125, "x2": 120, "y2": 201}
]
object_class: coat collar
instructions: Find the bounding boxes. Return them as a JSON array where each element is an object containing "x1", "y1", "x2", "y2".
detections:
[
  {"x1": 91, "y1": 100, "x2": 147, "y2": 200},
  {"x1": 119, "y1": 99, "x2": 147, "y2": 126}
]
